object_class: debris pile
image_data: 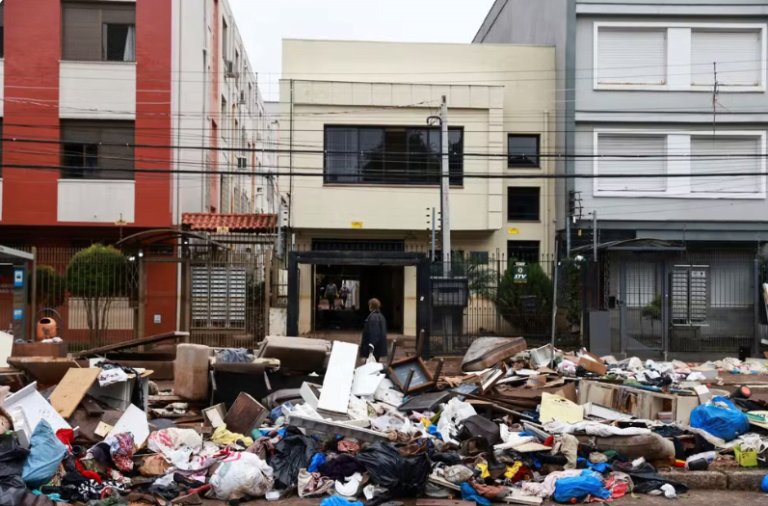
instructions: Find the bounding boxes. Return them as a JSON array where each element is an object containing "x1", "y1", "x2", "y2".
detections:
[{"x1": 2, "y1": 333, "x2": 768, "y2": 505}]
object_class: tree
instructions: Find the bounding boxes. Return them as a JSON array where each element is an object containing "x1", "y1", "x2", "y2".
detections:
[
  {"x1": 497, "y1": 262, "x2": 553, "y2": 330},
  {"x1": 33, "y1": 265, "x2": 67, "y2": 309},
  {"x1": 66, "y1": 244, "x2": 128, "y2": 345}
]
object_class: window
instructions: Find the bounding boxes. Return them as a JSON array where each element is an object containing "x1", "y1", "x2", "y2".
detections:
[
  {"x1": 507, "y1": 241, "x2": 540, "y2": 264},
  {"x1": 596, "y1": 135, "x2": 667, "y2": 193},
  {"x1": 221, "y1": 97, "x2": 227, "y2": 140},
  {"x1": 507, "y1": 187, "x2": 540, "y2": 221},
  {"x1": 594, "y1": 130, "x2": 766, "y2": 198},
  {"x1": 62, "y1": 2, "x2": 136, "y2": 62},
  {"x1": 469, "y1": 252, "x2": 489, "y2": 265},
  {"x1": 508, "y1": 135, "x2": 540, "y2": 168},
  {"x1": 222, "y1": 18, "x2": 229, "y2": 61},
  {"x1": 691, "y1": 136, "x2": 760, "y2": 194},
  {"x1": 324, "y1": 126, "x2": 464, "y2": 185},
  {"x1": 594, "y1": 23, "x2": 766, "y2": 91},
  {"x1": 691, "y1": 29, "x2": 761, "y2": 87},
  {"x1": 60, "y1": 120, "x2": 135, "y2": 180},
  {"x1": 596, "y1": 27, "x2": 667, "y2": 85}
]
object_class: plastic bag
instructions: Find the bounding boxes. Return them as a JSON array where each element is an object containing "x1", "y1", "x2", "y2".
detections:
[
  {"x1": 320, "y1": 497, "x2": 362, "y2": 506},
  {"x1": 460, "y1": 482, "x2": 491, "y2": 506},
  {"x1": 553, "y1": 471, "x2": 611, "y2": 504},
  {"x1": 269, "y1": 434, "x2": 318, "y2": 489},
  {"x1": 690, "y1": 396, "x2": 750, "y2": 441},
  {"x1": 357, "y1": 442, "x2": 431, "y2": 497},
  {"x1": 210, "y1": 452, "x2": 274, "y2": 500},
  {"x1": 21, "y1": 420, "x2": 68, "y2": 488},
  {"x1": 437, "y1": 398, "x2": 476, "y2": 444}
]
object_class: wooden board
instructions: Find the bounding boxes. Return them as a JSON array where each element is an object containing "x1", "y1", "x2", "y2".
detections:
[
  {"x1": 318, "y1": 341, "x2": 358, "y2": 414},
  {"x1": 223, "y1": 392, "x2": 267, "y2": 435},
  {"x1": 49, "y1": 368, "x2": 102, "y2": 419},
  {"x1": 72, "y1": 331, "x2": 188, "y2": 358}
]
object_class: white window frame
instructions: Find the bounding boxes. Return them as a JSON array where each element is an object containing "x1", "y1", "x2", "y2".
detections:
[
  {"x1": 593, "y1": 22, "x2": 767, "y2": 92},
  {"x1": 593, "y1": 129, "x2": 767, "y2": 199}
]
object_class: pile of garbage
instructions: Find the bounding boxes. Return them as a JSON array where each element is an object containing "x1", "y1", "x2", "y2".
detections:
[{"x1": 2, "y1": 334, "x2": 768, "y2": 505}]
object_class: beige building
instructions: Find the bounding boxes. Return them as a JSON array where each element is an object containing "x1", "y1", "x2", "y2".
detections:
[{"x1": 278, "y1": 39, "x2": 556, "y2": 338}]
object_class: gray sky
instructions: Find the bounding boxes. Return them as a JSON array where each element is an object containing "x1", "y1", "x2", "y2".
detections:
[{"x1": 228, "y1": 0, "x2": 497, "y2": 100}]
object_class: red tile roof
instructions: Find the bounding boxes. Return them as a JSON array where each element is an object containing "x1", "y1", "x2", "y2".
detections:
[{"x1": 182, "y1": 213, "x2": 278, "y2": 232}]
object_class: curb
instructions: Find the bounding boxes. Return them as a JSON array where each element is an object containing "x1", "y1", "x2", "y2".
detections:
[{"x1": 659, "y1": 469, "x2": 766, "y2": 491}]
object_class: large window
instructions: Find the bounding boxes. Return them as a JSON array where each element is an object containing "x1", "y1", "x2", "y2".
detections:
[
  {"x1": 324, "y1": 126, "x2": 463, "y2": 185},
  {"x1": 62, "y1": 2, "x2": 136, "y2": 62},
  {"x1": 508, "y1": 134, "x2": 540, "y2": 168},
  {"x1": 61, "y1": 120, "x2": 135, "y2": 180},
  {"x1": 507, "y1": 187, "x2": 540, "y2": 221},
  {"x1": 594, "y1": 23, "x2": 766, "y2": 91},
  {"x1": 0, "y1": 4, "x2": 5, "y2": 59},
  {"x1": 594, "y1": 130, "x2": 766, "y2": 198}
]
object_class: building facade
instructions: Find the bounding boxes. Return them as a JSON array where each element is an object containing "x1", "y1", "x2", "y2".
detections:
[
  {"x1": 279, "y1": 40, "x2": 556, "y2": 338},
  {"x1": 475, "y1": 0, "x2": 768, "y2": 357},
  {"x1": 0, "y1": 0, "x2": 275, "y2": 339}
]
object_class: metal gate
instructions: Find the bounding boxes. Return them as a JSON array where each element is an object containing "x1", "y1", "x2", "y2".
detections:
[
  {"x1": 619, "y1": 259, "x2": 666, "y2": 354},
  {"x1": 189, "y1": 253, "x2": 267, "y2": 347}
]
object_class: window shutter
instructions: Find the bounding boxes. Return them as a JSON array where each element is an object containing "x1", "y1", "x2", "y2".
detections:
[
  {"x1": 596, "y1": 135, "x2": 667, "y2": 192},
  {"x1": 690, "y1": 136, "x2": 760, "y2": 193},
  {"x1": 691, "y1": 30, "x2": 761, "y2": 87},
  {"x1": 597, "y1": 28, "x2": 667, "y2": 85},
  {"x1": 62, "y1": 4, "x2": 102, "y2": 61}
]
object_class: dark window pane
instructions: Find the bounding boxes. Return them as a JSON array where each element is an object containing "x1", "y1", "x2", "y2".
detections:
[
  {"x1": 470, "y1": 251, "x2": 489, "y2": 265},
  {"x1": 324, "y1": 128, "x2": 359, "y2": 183},
  {"x1": 507, "y1": 241, "x2": 540, "y2": 265},
  {"x1": 0, "y1": 26, "x2": 4, "y2": 60},
  {"x1": 323, "y1": 126, "x2": 463, "y2": 185},
  {"x1": 508, "y1": 135, "x2": 540, "y2": 167},
  {"x1": 103, "y1": 23, "x2": 135, "y2": 62},
  {"x1": 508, "y1": 187, "x2": 540, "y2": 221},
  {"x1": 63, "y1": 3, "x2": 135, "y2": 61},
  {"x1": 61, "y1": 120, "x2": 135, "y2": 180}
]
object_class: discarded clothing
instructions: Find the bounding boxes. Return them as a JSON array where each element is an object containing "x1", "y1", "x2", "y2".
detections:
[
  {"x1": 216, "y1": 348, "x2": 254, "y2": 363},
  {"x1": 560, "y1": 433, "x2": 579, "y2": 470},
  {"x1": 307, "y1": 453, "x2": 326, "y2": 473},
  {"x1": 444, "y1": 464, "x2": 474, "y2": 484},
  {"x1": 545, "y1": 420, "x2": 650, "y2": 437},
  {"x1": 104, "y1": 433, "x2": 135, "y2": 472},
  {"x1": 148, "y1": 428, "x2": 203, "y2": 457},
  {"x1": 335, "y1": 472, "x2": 365, "y2": 497},
  {"x1": 297, "y1": 469, "x2": 334, "y2": 498},
  {"x1": 460, "y1": 482, "x2": 492, "y2": 506},
  {"x1": 320, "y1": 454, "x2": 367, "y2": 481},
  {"x1": 521, "y1": 470, "x2": 583, "y2": 498},
  {"x1": 611, "y1": 462, "x2": 689, "y2": 495},
  {"x1": 212, "y1": 424, "x2": 254, "y2": 448},
  {"x1": 270, "y1": 434, "x2": 318, "y2": 490},
  {"x1": 338, "y1": 440, "x2": 361, "y2": 454},
  {"x1": 553, "y1": 470, "x2": 611, "y2": 503},
  {"x1": 246, "y1": 437, "x2": 277, "y2": 461}
]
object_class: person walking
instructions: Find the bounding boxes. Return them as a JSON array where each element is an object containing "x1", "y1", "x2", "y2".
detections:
[
  {"x1": 360, "y1": 298, "x2": 387, "y2": 363},
  {"x1": 325, "y1": 280, "x2": 338, "y2": 311},
  {"x1": 340, "y1": 283, "x2": 350, "y2": 309}
]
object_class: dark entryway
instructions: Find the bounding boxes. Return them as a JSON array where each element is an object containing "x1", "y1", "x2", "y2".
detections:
[{"x1": 287, "y1": 250, "x2": 430, "y2": 357}]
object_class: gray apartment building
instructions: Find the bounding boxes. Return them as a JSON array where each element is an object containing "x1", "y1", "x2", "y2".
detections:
[{"x1": 475, "y1": 0, "x2": 768, "y2": 358}]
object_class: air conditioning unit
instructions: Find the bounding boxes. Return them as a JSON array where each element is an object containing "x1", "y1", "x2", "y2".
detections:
[
  {"x1": 224, "y1": 60, "x2": 239, "y2": 79},
  {"x1": 237, "y1": 156, "x2": 247, "y2": 169}
]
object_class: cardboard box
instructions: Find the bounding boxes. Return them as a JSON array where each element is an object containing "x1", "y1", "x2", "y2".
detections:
[{"x1": 578, "y1": 356, "x2": 608, "y2": 376}]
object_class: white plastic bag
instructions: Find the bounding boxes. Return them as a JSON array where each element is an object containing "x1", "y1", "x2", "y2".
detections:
[
  {"x1": 437, "y1": 398, "x2": 476, "y2": 444},
  {"x1": 210, "y1": 452, "x2": 275, "y2": 500}
]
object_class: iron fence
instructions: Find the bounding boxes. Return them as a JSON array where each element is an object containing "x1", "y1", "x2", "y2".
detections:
[{"x1": 427, "y1": 253, "x2": 598, "y2": 355}]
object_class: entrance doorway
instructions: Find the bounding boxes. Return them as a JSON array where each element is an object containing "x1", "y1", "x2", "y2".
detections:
[{"x1": 314, "y1": 264, "x2": 404, "y2": 333}]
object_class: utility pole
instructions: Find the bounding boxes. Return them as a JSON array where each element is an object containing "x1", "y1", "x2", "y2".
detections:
[
  {"x1": 431, "y1": 207, "x2": 436, "y2": 262},
  {"x1": 427, "y1": 95, "x2": 451, "y2": 276},
  {"x1": 566, "y1": 218, "x2": 571, "y2": 259},
  {"x1": 440, "y1": 96, "x2": 451, "y2": 276}
]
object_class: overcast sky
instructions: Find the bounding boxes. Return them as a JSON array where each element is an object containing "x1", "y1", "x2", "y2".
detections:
[{"x1": 229, "y1": 0, "x2": 497, "y2": 100}]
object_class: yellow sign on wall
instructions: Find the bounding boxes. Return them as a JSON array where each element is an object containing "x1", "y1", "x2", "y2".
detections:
[
  {"x1": 508, "y1": 227, "x2": 520, "y2": 235},
  {"x1": 351, "y1": 222, "x2": 364, "y2": 229}
]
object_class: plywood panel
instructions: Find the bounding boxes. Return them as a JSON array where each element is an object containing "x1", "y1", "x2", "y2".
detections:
[{"x1": 49, "y1": 368, "x2": 101, "y2": 419}]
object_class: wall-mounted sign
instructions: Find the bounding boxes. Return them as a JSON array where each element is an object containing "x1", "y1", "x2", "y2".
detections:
[
  {"x1": 351, "y1": 222, "x2": 364, "y2": 229},
  {"x1": 508, "y1": 228, "x2": 520, "y2": 235},
  {"x1": 13, "y1": 269, "x2": 23, "y2": 287},
  {"x1": 513, "y1": 262, "x2": 528, "y2": 284},
  {"x1": 12, "y1": 308, "x2": 22, "y2": 320}
]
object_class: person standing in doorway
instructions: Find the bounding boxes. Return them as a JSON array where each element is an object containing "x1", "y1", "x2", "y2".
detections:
[
  {"x1": 340, "y1": 283, "x2": 350, "y2": 309},
  {"x1": 325, "y1": 280, "x2": 338, "y2": 311},
  {"x1": 360, "y1": 298, "x2": 387, "y2": 363}
]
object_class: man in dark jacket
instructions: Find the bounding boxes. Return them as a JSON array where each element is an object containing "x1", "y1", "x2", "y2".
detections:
[{"x1": 360, "y1": 298, "x2": 388, "y2": 362}]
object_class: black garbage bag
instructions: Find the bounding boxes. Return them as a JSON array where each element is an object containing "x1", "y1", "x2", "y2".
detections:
[
  {"x1": 611, "y1": 462, "x2": 689, "y2": 495},
  {"x1": 269, "y1": 434, "x2": 318, "y2": 489},
  {"x1": 357, "y1": 442, "x2": 431, "y2": 497},
  {"x1": 0, "y1": 432, "x2": 32, "y2": 506}
]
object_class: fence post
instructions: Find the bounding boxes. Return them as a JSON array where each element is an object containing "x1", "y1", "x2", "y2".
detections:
[
  {"x1": 30, "y1": 247, "x2": 37, "y2": 341},
  {"x1": 137, "y1": 251, "x2": 146, "y2": 348},
  {"x1": 496, "y1": 255, "x2": 502, "y2": 334},
  {"x1": 754, "y1": 258, "x2": 760, "y2": 357},
  {"x1": 264, "y1": 249, "x2": 272, "y2": 340}
]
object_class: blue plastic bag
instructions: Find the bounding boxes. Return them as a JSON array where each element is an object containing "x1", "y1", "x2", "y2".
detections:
[
  {"x1": 553, "y1": 471, "x2": 611, "y2": 504},
  {"x1": 461, "y1": 482, "x2": 491, "y2": 506},
  {"x1": 308, "y1": 452, "x2": 326, "y2": 473},
  {"x1": 690, "y1": 396, "x2": 750, "y2": 441},
  {"x1": 761, "y1": 475, "x2": 768, "y2": 493},
  {"x1": 22, "y1": 421, "x2": 68, "y2": 489},
  {"x1": 320, "y1": 497, "x2": 362, "y2": 506}
]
